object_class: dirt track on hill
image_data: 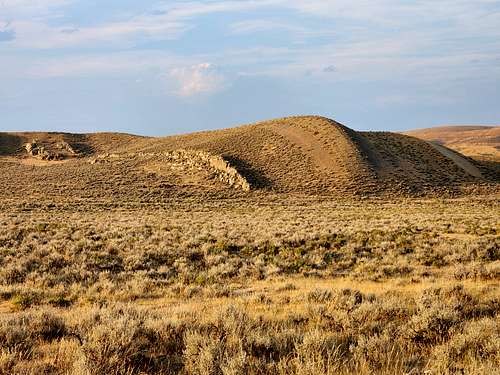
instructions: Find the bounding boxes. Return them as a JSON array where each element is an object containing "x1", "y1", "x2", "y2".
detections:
[
  {"x1": 268, "y1": 123, "x2": 340, "y2": 172},
  {"x1": 429, "y1": 142, "x2": 483, "y2": 178}
]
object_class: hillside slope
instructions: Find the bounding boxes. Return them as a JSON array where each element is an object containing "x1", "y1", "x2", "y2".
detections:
[
  {"x1": 404, "y1": 125, "x2": 500, "y2": 161},
  {"x1": 1, "y1": 117, "x2": 498, "y2": 201}
]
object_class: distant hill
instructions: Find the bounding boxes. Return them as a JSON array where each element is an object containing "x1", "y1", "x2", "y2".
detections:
[
  {"x1": 0, "y1": 117, "x2": 498, "y2": 201},
  {"x1": 403, "y1": 125, "x2": 500, "y2": 162}
]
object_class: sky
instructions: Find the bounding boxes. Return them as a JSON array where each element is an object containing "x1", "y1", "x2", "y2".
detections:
[{"x1": 1, "y1": 0, "x2": 500, "y2": 136}]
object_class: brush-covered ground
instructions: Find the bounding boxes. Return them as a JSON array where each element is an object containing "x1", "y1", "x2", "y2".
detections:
[
  {"x1": 404, "y1": 125, "x2": 500, "y2": 162},
  {"x1": 0, "y1": 195, "x2": 499, "y2": 374}
]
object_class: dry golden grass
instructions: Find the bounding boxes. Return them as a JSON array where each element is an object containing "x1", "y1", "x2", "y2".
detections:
[{"x1": 0, "y1": 195, "x2": 499, "y2": 374}]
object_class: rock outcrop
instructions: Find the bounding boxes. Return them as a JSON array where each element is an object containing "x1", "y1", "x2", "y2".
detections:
[{"x1": 90, "y1": 149, "x2": 251, "y2": 191}]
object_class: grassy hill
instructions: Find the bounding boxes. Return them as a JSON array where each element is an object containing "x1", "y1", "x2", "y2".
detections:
[{"x1": 0, "y1": 116, "x2": 498, "y2": 201}]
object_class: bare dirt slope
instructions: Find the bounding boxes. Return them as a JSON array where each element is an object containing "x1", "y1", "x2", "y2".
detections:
[
  {"x1": 428, "y1": 143, "x2": 483, "y2": 178},
  {"x1": 1, "y1": 116, "x2": 498, "y2": 201},
  {"x1": 404, "y1": 125, "x2": 500, "y2": 161}
]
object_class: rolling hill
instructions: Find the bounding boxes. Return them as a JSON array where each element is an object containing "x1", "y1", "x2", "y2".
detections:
[
  {"x1": 0, "y1": 116, "x2": 498, "y2": 201},
  {"x1": 404, "y1": 125, "x2": 500, "y2": 162}
]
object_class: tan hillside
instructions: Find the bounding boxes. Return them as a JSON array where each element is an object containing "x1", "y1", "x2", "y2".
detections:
[
  {"x1": 0, "y1": 116, "x2": 498, "y2": 201},
  {"x1": 404, "y1": 125, "x2": 500, "y2": 161},
  {"x1": 0, "y1": 131, "x2": 148, "y2": 157}
]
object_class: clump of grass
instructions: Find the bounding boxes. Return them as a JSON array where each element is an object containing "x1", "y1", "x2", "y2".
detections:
[
  {"x1": 430, "y1": 317, "x2": 500, "y2": 373},
  {"x1": 11, "y1": 293, "x2": 39, "y2": 310},
  {"x1": 47, "y1": 295, "x2": 73, "y2": 308},
  {"x1": 307, "y1": 288, "x2": 333, "y2": 303}
]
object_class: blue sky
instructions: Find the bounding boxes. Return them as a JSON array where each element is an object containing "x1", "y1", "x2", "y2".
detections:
[{"x1": 1, "y1": 0, "x2": 499, "y2": 135}]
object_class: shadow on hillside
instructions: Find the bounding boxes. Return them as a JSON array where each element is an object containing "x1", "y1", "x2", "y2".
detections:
[
  {"x1": 0, "y1": 133, "x2": 24, "y2": 155},
  {"x1": 476, "y1": 159, "x2": 500, "y2": 182},
  {"x1": 223, "y1": 155, "x2": 273, "y2": 189},
  {"x1": 63, "y1": 134, "x2": 95, "y2": 156}
]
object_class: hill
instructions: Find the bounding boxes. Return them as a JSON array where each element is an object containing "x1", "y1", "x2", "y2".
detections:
[
  {"x1": 403, "y1": 125, "x2": 500, "y2": 162},
  {"x1": 0, "y1": 116, "x2": 498, "y2": 201}
]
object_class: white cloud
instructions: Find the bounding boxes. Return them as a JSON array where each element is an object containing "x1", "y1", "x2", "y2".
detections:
[
  {"x1": 0, "y1": 0, "x2": 72, "y2": 18},
  {"x1": 0, "y1": 20, "x2": 15, "y2": 41},
  {"x1": 3, "y1": 0, "x2": 280, "y2": 49},
  {"x1": 2, "y1": 0, "x2": 500, "y2": 96},
  {"x1": 3, "y1": 0, "x2": 500, "y2": 51},
  {"x1": 155, "y1": 1, "x2": 280, "y2": 19},
  {"x1": 26, "y1": 51, "x2": 187, "y2": 77},
  {"x1": 168, "y1": 63, "x2": 229, "y2": 97},
  {"x1": 11, "y1": 18, "x2": 188, "y2": 49},
  {"x1": 229, "y1": 19, "x2": 304, "y2": 34}
]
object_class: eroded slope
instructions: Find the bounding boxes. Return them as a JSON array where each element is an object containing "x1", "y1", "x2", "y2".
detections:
[{"x1": 1, "y1": 116, "x2": 498, "y2": 200}]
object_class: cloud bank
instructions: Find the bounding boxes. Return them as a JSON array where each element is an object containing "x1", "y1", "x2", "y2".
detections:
[{"x1": 168, "y1": 63, "x2": 229, "y2": 97}]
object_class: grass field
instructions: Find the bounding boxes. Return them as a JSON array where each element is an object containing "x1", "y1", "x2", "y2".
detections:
[{"x1": 0, "y1": 195, "x2": 498, "y2": 374}]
